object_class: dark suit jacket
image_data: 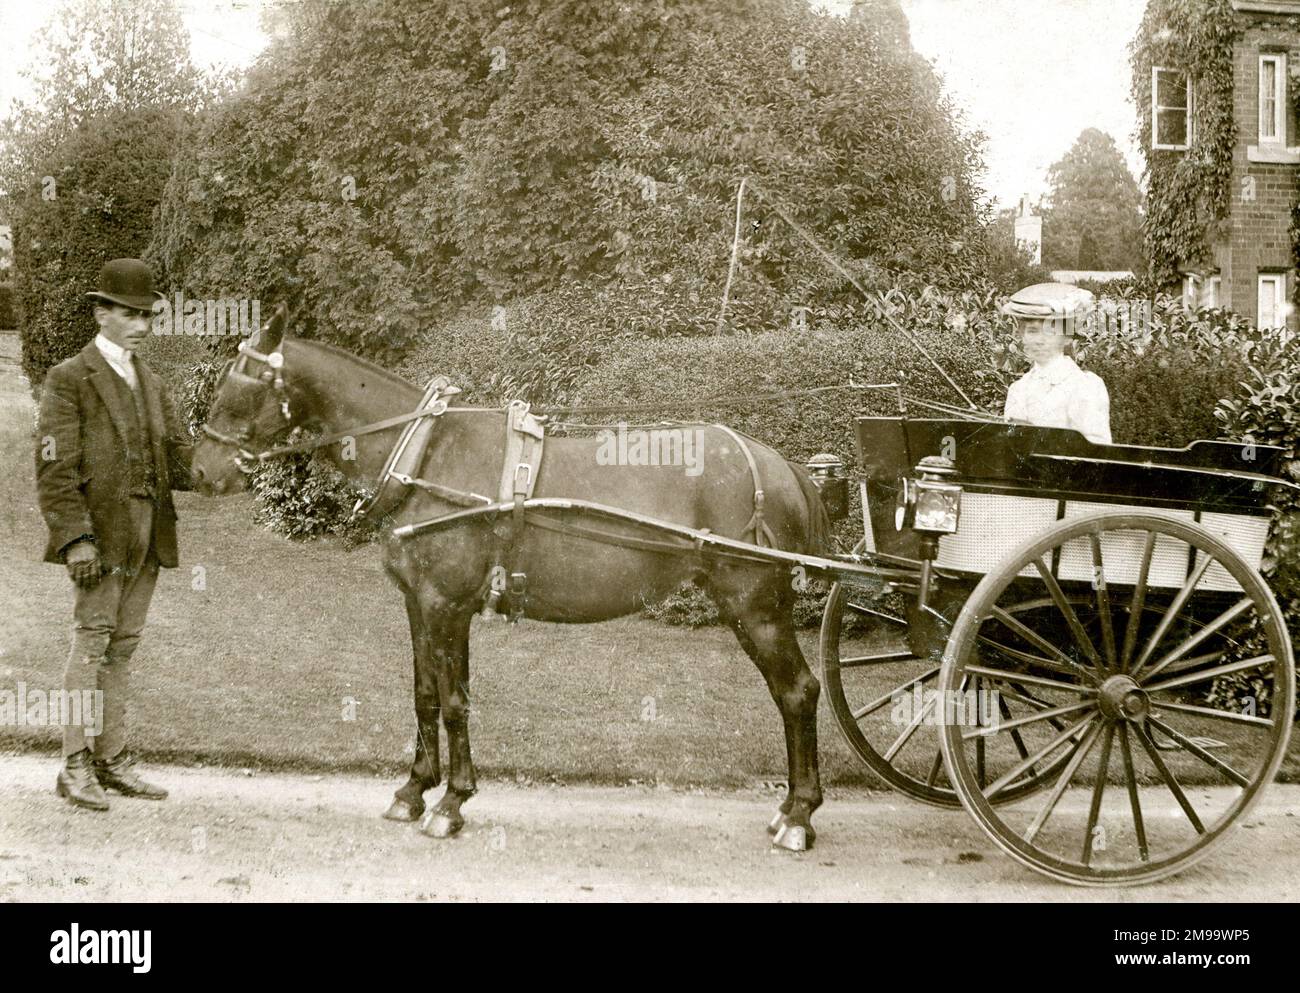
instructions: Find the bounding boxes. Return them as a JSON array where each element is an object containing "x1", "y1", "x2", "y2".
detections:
[{"x1": 35, "y1": 341, "x2": 193, "y2": 568}]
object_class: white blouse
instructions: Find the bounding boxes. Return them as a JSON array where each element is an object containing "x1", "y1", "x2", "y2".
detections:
[{"x1": 1004, "y1": 354, "x2": 1112, "y2": 445}]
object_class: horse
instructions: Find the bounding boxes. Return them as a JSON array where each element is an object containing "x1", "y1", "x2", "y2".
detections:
[{"x1": 189, "y1": 307, "x2": 832, "y2": 850}]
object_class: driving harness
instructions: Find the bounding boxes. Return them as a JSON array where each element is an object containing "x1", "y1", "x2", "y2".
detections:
[{"x1": 205, "y1": 342, "x2": 776, "y2": 623}]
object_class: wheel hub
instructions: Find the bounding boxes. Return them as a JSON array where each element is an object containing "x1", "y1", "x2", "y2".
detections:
[{"x1": 1099, "y1": 674, "x2": 1148, "y2": 721}]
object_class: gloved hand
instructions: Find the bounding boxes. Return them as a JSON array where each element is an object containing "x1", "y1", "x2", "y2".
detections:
[{"x1": 65, "y1": 541, "x2": 102, "y2": 589}]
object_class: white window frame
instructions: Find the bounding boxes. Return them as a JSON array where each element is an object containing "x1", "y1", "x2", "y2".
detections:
[
  {"x1": 1182, "y1": 273, "x2": 1201, "y2": 310},
  {"x1": 1259, "y1": 53, "x2": 1287, "y2": 144},
  {"x1": 1152, "y1": 66, "x2": 1193, "y2": 150},
  {"x1": 1257, "y1": 273, "x2": 1286, "y2": 329},
  {"x1": 1206, "y1": 275, "x2": 1222, "y2": 310}
]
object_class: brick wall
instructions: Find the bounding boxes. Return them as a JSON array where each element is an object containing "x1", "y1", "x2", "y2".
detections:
[{"x1": 1214, "y1": 17, "x2": 1300, "y2": 326}]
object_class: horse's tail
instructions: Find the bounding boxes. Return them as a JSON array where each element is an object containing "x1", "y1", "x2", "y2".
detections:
[{"x1": 787, "y1": 460, "x2": 832, "y2": 557}]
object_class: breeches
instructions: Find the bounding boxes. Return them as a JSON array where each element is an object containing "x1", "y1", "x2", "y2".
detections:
[{"x1": 61, "y1": 497, "x2": 159, "y2": 759}]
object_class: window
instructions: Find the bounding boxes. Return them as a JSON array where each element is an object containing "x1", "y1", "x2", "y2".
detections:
[
  {"x1": 1259, "y1": 54, "x2": 1287, "y2": 144},
  {"x1": 1182, "y1": 272, "x2": 1221, "y2": 311},
  {"x1": 1258, "y1": 273, "x2": 1286, "y2": 329},
  {"x1": 1152, "y1": 67, "x2": 1192, "y2": 150}
]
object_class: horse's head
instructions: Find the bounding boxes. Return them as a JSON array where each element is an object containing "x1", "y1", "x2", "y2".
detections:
[{"x1": 191, "y1": 303, "x2": 296, "y2": 494}]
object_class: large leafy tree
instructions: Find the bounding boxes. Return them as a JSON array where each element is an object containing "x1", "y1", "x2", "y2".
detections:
[
  {"x1": 1041, "y1": 128, "x2": 1144, "y2": 272},
  {"x1": 0, "y1": 0, "x2": 207, "y2": 390},
  {"x1": 151, "y1": 0, "x2": 994, "y2": 362}
]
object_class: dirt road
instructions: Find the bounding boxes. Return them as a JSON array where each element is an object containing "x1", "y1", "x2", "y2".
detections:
[{"x1": 1, "y1": 756, "x2": 1296, "y2": 901}]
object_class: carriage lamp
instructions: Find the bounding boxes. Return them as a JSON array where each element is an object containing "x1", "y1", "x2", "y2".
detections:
[
  {"x1": 804, "y1": 453, "x2": 849, "y2": 521},
  {"x1": 896, "y1": 455, "x2": 962, "y2": 535}
]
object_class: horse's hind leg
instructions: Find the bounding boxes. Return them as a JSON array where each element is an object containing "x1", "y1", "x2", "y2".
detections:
[
  {"x1": 384, "y1": 594, "x2": 442, "y2": 822},
  {"x1": 712, "y1": 573, "x2": 824, "y2": 852},
  {"x1": 420, "y1": 610, "x2": 477, "y2": 839}
]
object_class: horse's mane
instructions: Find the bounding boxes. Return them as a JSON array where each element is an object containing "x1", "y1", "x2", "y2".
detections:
[{"x1": 287, "y1": 336, "x2": 417, "y2": 391}]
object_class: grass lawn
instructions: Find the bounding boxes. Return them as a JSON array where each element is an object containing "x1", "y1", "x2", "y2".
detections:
[{"x1": 2, "y1": 340, "x2": 1296, "y2": 790}]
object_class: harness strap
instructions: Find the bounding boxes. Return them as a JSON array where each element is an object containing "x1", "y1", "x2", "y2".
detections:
[
  {"x1": 713, "y1": 424, "x2": 778, "y2": 548},
  {"x1": 476, "y1": 401, "x2": 546, "y2": 622}
]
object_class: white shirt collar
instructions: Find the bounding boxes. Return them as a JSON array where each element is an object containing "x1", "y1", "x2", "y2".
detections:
[
  {"x1": 94, "y1": 333, "x2": 134, "y2": 365},
  {"x1": 93, "y1": 333, "x2": 139, "y2": 386},
  {"x1": 1028, "y1": 352, "x2": 1076, "y2": 383}
]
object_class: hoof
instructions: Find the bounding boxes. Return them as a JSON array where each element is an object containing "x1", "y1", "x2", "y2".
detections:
[
  {"x1": 767, "y1": 810, "x2": 785, "y2": 836},
  {"x1": 772, "y1": 822, "x2": 810, "y2": 852},
  {"x1": 383, "y1": 797, "x2": 425, "y2": 822},
  {"x1": 420, "y1": 811, "x2": 464, "y2": 839}
]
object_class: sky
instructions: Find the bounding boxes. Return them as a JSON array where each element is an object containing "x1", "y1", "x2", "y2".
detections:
[
  {"x1": 0, "y1": 0, "x2": 1146, "y2": 210},
  {"x1": 895, "y1": 0, "x2": 1148, "y2": 208}
]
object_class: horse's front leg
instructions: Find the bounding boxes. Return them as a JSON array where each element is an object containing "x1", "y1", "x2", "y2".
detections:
[
  {"x1": 387, "y1": 597, "x2": 442, "y2": 822},
  {"x1": 384, "y1": 594, "x2": 443, "y2": 822},
  {"x1": 421, "y1": 610, "x2": 477, "y2": 839}
]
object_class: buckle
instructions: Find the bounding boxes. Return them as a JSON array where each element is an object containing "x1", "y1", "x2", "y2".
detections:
[{"x1": 513, "y1": 462, "x2": 532, "y2": 495}]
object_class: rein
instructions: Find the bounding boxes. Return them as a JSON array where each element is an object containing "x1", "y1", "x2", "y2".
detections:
[{"x1": 202, "y1": 338, "x2": 489, "y2": 467}]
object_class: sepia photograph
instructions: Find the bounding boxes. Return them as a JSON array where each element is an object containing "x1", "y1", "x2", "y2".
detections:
[{"x1": 0, "y1": 0, "x2": 1295, "y2": 934}]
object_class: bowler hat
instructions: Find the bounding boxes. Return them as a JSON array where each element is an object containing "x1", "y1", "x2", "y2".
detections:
[{"x1": 86, "y1": 258, "x2": 163, "y2": 312}]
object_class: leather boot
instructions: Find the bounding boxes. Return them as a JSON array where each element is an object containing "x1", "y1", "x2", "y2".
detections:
[
  {"x1": 56, "y1": 749, "x2": 110, "y2": 811},
  {"x1": 94, "y1": 751, "x2": 168, "y2": 800}
]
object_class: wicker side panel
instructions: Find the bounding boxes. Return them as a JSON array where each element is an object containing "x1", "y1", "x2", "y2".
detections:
[
  {"x1": 1195, "y1": 512, "x2": 1271, "y2": 593},
  {"x1": 934, "y1": 493, "x2": 1059, "y2": 576},
  {"x1": 1058, "y1": 502, "x2": 1195, "y2": 588}
]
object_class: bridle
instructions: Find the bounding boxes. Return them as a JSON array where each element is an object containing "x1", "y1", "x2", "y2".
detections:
[{"x1": 201, "y1": 339, "x2": 459, "y2": 474}]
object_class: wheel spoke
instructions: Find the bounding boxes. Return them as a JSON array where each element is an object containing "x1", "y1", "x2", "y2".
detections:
[
  {"x1": 926, "y1": 750, "x2": 944, "y2": 787},
  {"x1": 1118, "y1": 724, "x2": 1149, "y2": 862},
  {"x1": 1129, "y1": 553, "x2": 1214, "y2": 674},
  {"x1": 1145, "y1": 654, "x2": 1275, "y2": 694},
  {"x1": 1089, "y1": 534, "x2": 1118, "y2": 673},
  {"x1": 964, "y1": 664, "x2": 1095, "y2": 695},
  {"x1": 1158, "y1": 650, "x2": 1225, "y2": 676},
  {"x1": 832, "y1": 649, "x2": 918, "y2": 669},
  {"x1": 998, "y1": 694, "x2": 1033, "y2": 764},
  {"x1": 1146, "y1": 717, "x2": 1251, "y2": 789},
  {"x1": 1138, "y1": 598, "x2": 1255, "y2": 683},
  {"x1": 1149, "y1": 698, "x2": 1273, "y2": 727},
  {"x1": 1120, "y1": 531, "x2": 1157, "y2": 671},
  {"x1": 983, "y1": 710, "x2": 1097, "y2": 799},
  {"x1": 977, "y1": 636, "x2": 1088, "y2": 679},
  {"x1": 1023, "y1": 719, "x2": 1103, "y2": 844},
  {"x1": 883, "y1": 692, "x2": 939, "y2": 762},
  {"x1": 990, "y1": 606, "x2": 1101, "y2": 686},
  {"x1": 962, "y1": 698, "x2": 1094, "y2": 740},
  {"x1": 1032, "y1": 556, "x2": 1105, "y2": 670},
  {"x1": 1081, "y1": 723, "x2": 1116, "y2": 865},
  {"x1": 850, "y1": 666, "x2": 940, "y2": 720},
  {"x1": 845, "y1": 602, "x2": 908, "y2": 627},
  {"x1": 1133, "y1": 723, "x2": 1205, "y2": 834}
]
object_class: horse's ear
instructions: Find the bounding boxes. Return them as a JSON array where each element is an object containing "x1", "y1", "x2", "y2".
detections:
[{"x1": 256, "y1": 302, "x2": 288, "y2": 352}]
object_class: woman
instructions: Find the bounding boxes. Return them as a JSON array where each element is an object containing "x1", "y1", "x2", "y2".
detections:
[{"x1": 1002, "y1": 282, "x2": 1112, "y2": 445}]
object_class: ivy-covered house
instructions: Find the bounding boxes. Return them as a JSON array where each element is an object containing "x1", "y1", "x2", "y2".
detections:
[{"x1": 1134, "y1": 0, "x2": 1300, "y2": 330}]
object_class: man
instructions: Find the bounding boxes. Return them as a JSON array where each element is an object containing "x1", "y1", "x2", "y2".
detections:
[
  {"x1": 35, "y1": 258, "x2": 193, "y2": 811},
  {"x1": 1002, "y1": 282, "x2": 1112, "y2": 445}
]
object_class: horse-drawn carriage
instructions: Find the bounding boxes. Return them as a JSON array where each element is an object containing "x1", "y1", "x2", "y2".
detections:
[
  {"x1": 816, "y1": 412, "x2": 1295, "y2": 885},
  {"x1": 194, "y1": 304, "x2": 1295, "y2": 889}
]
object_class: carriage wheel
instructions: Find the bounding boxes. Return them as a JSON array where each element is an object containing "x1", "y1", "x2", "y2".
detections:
[
  {"x1": 820, "y1": 543, "x2": 1076, "y2": 807},
  {"x1": 939, "y1": 512, "x2": 1295, "y2": 886}
]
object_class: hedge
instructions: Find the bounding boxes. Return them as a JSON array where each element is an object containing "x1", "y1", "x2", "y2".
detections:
[{"x1": 0, "y1": 282, "x2": 15, "y2": 330}]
